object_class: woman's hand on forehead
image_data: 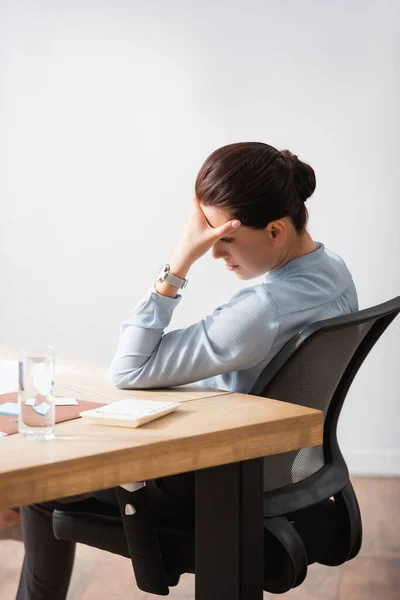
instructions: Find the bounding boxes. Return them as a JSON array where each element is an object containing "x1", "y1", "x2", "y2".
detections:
[{"x1": 170, "y1": 197, "x2": 241, "y2": 271}]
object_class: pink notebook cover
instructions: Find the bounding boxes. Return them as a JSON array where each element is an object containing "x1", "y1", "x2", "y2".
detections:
[{"x1": 0, "y1": 393, "x2": 105, "y2": 436}]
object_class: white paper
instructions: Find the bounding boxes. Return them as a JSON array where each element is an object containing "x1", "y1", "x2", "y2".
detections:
[
  {"x1": 0, "y1": 361, "x2": 19, "y2": 395},
  {"x1": 26, "y1": 397, "x2": 78, "y2": 407},
  {"x1": 0, "y1": 360, "x2": 76, "y2": 395},
  {"x1": 25, "y1": 398, "x2": 78, "y2": 406},
  {"x1": 55, "y1": 397, "x2": 78, "y2": 406},
  {"x1": 32, "y1": 401, "x2": 51, "y2": 415},
  {"x1": 0, "y1": 402, "x2": 19, "y2": 416}
]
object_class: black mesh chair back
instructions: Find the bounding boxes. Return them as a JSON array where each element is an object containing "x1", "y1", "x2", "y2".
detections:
[{"x1": 249, "y1": 297, "x2": 400, "y2": 496}]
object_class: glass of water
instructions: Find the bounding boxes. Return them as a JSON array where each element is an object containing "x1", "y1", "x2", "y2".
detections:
[{"x1": 18, "y1": 346, "x2": 55, "y2": 440}]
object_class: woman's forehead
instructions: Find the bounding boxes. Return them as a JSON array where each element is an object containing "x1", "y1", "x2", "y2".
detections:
[{"x1": 200, "y1": 203, "x2": 233, "y2": 228}]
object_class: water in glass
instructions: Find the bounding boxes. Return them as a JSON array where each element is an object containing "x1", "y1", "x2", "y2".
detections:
[{"x1": 18, "y1": 348, "x2": 55, "y2": 440}]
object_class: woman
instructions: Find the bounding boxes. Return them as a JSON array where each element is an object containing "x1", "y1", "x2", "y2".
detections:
[
  {"x1": 108, "y1": 142, "x2": 357, "y2": 392},
  {"x1": 17, "y1": 142, "x2": 358, "y2": 599}
]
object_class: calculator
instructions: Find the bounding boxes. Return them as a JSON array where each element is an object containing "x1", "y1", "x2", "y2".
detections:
[{"x1": 79, "y1": 398, "x2": 180, "y2": 428}]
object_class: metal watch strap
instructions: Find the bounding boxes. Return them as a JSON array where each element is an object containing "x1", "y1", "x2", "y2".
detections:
[
  {"x1": 165, "y1": 271, "x2": 188, "y2": 289},
  {"x1": 158, "y1": 264, "x2": 188, "y2": 289}
]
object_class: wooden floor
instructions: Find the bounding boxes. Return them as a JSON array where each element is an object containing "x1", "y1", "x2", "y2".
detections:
[{"x1": 1, "y1": 477, "x2": 399, "y2": 599}]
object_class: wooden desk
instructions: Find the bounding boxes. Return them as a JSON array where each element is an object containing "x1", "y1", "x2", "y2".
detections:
[{"x1": 0, "y1": 348, "x2": 323, "y2": 600}]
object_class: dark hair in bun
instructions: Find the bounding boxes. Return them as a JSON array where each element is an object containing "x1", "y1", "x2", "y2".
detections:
[
  {"x1": 280, "y1": 149, "x2": 316, "y2": 204},
  {"x1": 195, "y1": 142, "x2": 316, "y2": 232}
]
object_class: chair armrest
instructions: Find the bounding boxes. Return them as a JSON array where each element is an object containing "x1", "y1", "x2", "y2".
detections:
[{"x1": 115, "y1": 483, "x2": 169, "y2": 596}]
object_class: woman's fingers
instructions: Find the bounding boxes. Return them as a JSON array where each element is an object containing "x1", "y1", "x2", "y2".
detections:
[
  {"x1": 171, "y1": 198, "x2": 241, "y2": 267},
  {"x1": 213, "y1": 219, "x2": 241, "y2": 240}
]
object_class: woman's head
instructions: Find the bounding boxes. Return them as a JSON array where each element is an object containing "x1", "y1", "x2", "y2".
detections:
[{"x1": 195, "y1": 142, "x2": 317, "y2": 279}]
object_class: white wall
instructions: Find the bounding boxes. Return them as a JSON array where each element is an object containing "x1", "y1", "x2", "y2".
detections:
[{"x1": 1, "y1": 0, "x2": 399, "y2": 475}]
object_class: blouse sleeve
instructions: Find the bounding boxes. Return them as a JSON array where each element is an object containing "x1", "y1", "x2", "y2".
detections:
[{"x1": 108, "y1": 284, "x2": 279, "y2": 389}]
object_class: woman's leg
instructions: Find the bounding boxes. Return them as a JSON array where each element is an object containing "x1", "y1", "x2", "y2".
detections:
[{"x1": 16, "y1": 501, "x2": 76, "y2": 600}]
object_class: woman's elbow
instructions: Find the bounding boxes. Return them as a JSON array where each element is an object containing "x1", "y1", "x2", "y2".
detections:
[
  {"x1": 107, "y1": 364, "x2": 133, "y2": 389},
  {"x1": 107, "y1": 365, "x2": 148, "y2": 390},
  {"x1": 107, "y1": 367, "x2": 125, "y2": 388}
]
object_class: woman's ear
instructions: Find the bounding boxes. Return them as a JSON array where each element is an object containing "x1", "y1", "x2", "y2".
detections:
[{"x1": 266, "y1": 220, "x2": 287, "y2": 246}]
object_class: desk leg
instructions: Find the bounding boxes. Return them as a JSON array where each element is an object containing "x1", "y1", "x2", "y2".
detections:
[{"x1": 195, "y1": 458, "x2": 264, "y2": 600}]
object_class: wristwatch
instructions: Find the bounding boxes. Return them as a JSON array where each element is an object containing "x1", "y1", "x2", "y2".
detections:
[{"x1": 157, "y1": 264, "x2": 188, "y2": 289}]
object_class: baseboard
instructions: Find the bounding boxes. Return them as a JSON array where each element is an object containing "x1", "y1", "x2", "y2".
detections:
[{"x1": 342, "y1": 448, "x2": 400, "y2": 476}]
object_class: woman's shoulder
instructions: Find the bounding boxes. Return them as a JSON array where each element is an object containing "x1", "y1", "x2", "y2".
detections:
[{"x1": 221, "y1": 283, "x2": 279, "y2": 322}]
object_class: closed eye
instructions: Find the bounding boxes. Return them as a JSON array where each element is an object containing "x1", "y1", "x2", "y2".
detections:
[{"x1": 220, "y1": 238, "x2": 234, "y2": 244}]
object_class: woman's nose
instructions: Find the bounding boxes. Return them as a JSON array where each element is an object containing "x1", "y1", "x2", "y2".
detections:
[{"x1": 211, "y1": 242, "x2": 229, "y2": 260}]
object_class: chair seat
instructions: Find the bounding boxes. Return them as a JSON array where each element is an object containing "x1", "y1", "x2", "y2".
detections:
[{"x1": 53, "y1": 508, "x2": 130, "y2": 557}]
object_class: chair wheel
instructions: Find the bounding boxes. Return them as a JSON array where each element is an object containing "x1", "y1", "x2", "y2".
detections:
[{"x1": 263, "y1": 516, "x2": 308, "y2": 594}]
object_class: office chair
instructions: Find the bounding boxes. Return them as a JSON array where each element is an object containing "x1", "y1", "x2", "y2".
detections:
[{"x1": 53, "y1": 296, "x2": 400, "y2": 595}]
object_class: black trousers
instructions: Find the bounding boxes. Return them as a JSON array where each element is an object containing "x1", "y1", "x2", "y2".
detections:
[{"x1": 16, "y1": 473, "x2": 195, "y2": 600}]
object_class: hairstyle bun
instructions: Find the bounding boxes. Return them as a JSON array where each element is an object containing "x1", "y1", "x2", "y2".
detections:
[{"x1": 280, "y1": 149, "x2": 316, "y2": 203}]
